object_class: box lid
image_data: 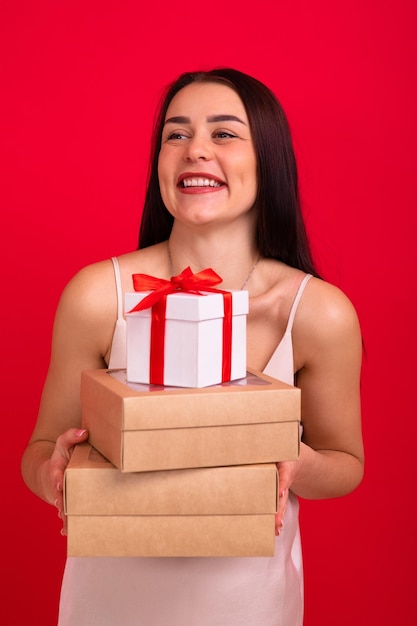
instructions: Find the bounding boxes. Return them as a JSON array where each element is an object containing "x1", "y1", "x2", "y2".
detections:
[
  {"x1": 125, "y1": 289, "x2": 249, "y2": 321},
  {"x1": 64, "y1": 443, "x2": 278, "y2": 516},
  {"x1": 81, "y1": 368, "x2": 301, "y2": 432}
]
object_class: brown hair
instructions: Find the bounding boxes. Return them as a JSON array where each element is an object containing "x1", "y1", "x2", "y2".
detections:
[{"x1": 139, "y1": 68, "x2": 318, "y2": 275}]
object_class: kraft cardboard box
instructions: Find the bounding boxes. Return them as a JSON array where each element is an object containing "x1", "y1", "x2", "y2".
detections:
[
  {"x1": 125, "y1": 289, "x2": 249, "y2": 387},
  {"x1": 64, "y1": 443, "x2": 278, "y2": 557},
  {"x1": 81, "y1": 368, "x2": 300, "y2": 473}
]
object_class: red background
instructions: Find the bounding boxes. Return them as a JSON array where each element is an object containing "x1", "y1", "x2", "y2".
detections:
[{"x1": 1, "y1": 1, "x2": 416, "y2": 624}]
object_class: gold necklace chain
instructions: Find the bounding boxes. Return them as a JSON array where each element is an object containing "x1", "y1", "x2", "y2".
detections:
[{"x1": 167, "y1": 241, "x2": 260, "y2": 291}]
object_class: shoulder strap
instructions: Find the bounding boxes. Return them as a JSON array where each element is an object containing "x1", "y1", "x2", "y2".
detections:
[
  {"x1": 285, "y1": 274, "x2": 312, "y2": 334},
  {"x1": 108, "y1": 256, "x2": 127, "y2": 370},
  {"x1": 110, "y1": 256, "x2": 124, "y2": 320}
]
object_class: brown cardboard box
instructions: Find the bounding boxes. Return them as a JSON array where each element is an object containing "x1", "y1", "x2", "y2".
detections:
[
  {"x1": 64, "y1": 443, "x2": 278, "y2": 557},
  {"x1": 81, "y1": 368, "x2": 300, "y2": 473}
]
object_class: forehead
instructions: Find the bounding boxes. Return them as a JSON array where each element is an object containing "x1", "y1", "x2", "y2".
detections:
[{"x1": 165, "y1": 82, "x2": 249, "y2": 121}]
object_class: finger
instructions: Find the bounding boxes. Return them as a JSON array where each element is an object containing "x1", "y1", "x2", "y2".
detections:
[
  {"x1": 49, "y1": 461, "x2": 65, "y2": 505},
  {"x1": 49, "y1": 430, "x2": 88, "y2": 508},
  {"x1": 275, "y1": 489, "x2": 289, "y2": 535},
  {"x1": 60, "y1": 511, "x2": 68, "y2": 536},
  {"x1": 56, "y1": 429, "x2": 89, "y2": 457},
  {"x1": 51, "y1": 429, "x2": 88, "y2": 482},
  {"x1": 276, "y1": 463, "x2": 292, "y2": 494}
]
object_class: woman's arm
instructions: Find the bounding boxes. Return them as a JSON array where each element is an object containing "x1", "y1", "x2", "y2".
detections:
[
  {"x1": 21, "y1": 260, "x2": 116, "y2": 514},
  {"x1": 275, "y1": 278, "x2": 364, "y2": 532}
]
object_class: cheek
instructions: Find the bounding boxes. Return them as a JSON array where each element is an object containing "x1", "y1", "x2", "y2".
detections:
[
  {"x1": 157, "y1": 155, "x2": 164, "y2": 186},
  {"x1": 236, "y1": 150, "x2": 257, "y2": 181},
  {"x1": 157, "y1": 157, "x2": 171, "y2": 201},
  {"x1": 158, "y1": 181, "x2": 172, "y2": 211},
  {"x1": 239, "y1": 156, "x2": 258, "y2": 196}
]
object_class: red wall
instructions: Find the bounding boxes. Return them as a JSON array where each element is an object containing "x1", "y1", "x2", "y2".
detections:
[{"x1": 2, "y1": 1, "x2": 416, "y2": 624}]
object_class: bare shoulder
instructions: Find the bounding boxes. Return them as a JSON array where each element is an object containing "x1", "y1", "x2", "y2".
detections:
[
  {"x1": 293, "y1": 277, "x2": 362, "y2": 366},
  {"x1": 57, "y1": 245, "x2": 167, "y2": 320},
  {"x1": 299, "y1": 277, "x2": 360, "y2": 324},
  {"x1": 58, "y1": 258, "x2": 117, "y2": 321}
]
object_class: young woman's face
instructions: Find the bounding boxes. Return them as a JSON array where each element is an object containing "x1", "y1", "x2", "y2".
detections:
[{"x1": 158, "y1": 82, "x2": 258, "y2": 228}]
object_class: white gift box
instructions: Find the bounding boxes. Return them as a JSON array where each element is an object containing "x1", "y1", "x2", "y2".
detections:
[{"x1": 125, "y1": 290, "x2": 249, "y2": 388}]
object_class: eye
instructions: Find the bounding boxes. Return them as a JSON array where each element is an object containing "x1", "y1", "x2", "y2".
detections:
[
  {"x1": 165, "y1": 131, "x2": 189, "y2": 141},
  {"x1": 213, "y1": 130, "x2": 237, "y2": 139}
]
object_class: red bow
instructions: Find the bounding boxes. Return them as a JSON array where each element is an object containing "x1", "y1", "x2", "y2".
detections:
[
  {"x1": 129, "y1": 266, "x2": 224, "y2": 313},
  {"x1": 128, "y1": 267, "x2": 233, "y2": 385}
]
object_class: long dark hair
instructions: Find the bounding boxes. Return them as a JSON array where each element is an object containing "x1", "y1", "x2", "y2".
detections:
[{"x1": 139, "y1": 68, "x2": 318, "y2": 276}]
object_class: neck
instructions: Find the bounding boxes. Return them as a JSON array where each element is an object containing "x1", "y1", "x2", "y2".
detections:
[{"x1": 167, "y1": 224, "x2": 259, "y2": 291}]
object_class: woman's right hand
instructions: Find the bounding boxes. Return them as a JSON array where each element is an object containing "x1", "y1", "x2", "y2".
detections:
[{"x1": 50, "y1": 428, "x2": 89, "y2": 535}]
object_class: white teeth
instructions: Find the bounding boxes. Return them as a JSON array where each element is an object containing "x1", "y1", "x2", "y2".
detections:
[{"x1": 182, "y1": 178, "x2": 221, "y2": 188}]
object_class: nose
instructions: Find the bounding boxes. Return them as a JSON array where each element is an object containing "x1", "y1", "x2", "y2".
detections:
[{"x1": 184, "y1": 134, "x2": 212, "y2": 162}]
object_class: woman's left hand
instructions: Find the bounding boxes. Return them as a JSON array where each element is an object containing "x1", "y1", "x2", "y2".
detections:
[{"x1": 275, "y1": 459, "x2": 299, "y2": 535}]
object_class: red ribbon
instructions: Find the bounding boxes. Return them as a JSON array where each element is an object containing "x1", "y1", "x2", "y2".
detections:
[{"x1": 128, "y1": 267, "x2": 233, "y2": 385}]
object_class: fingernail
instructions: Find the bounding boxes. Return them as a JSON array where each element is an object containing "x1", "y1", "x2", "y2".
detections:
[
  {"x1": 280, "y1": 489, "x2": 287, "y2": 498},
  {"x1": 76, "y1": 429, "x2": 87, "y2": 437},
  {"x1": 56, "y1": 482, "x2": 62, "y2": 492},
  {"x1": 54, "y1": 499, "x2": 59, "y2": 508}
]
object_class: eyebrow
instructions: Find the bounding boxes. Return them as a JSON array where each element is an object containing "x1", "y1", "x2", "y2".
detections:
[{"x1": 164, "y1": 114, "x2": 247, "y2": 125}]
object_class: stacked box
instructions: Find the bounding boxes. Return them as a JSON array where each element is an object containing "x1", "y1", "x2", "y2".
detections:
[
  {"x1": 81, "y1": 368, "x2": 301, "y2": 473},
  {"x1": 67, "y1": 286, "x2": 301, "y2": 557},
  {"x1": 125, "y1": 290, "x2": 249, "y2": 388},
  {"x1": 64, "y1": 443, "x2": 278, "y2": 557}
]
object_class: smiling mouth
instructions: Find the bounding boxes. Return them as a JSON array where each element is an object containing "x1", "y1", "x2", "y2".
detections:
[{"x1": 179, "y1": 177, "x2": 224, "y2": 188}]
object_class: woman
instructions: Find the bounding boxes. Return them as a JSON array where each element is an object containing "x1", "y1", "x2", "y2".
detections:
[{"x1": 21, "y1": 68, "x2": 364, "y2": 625}]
